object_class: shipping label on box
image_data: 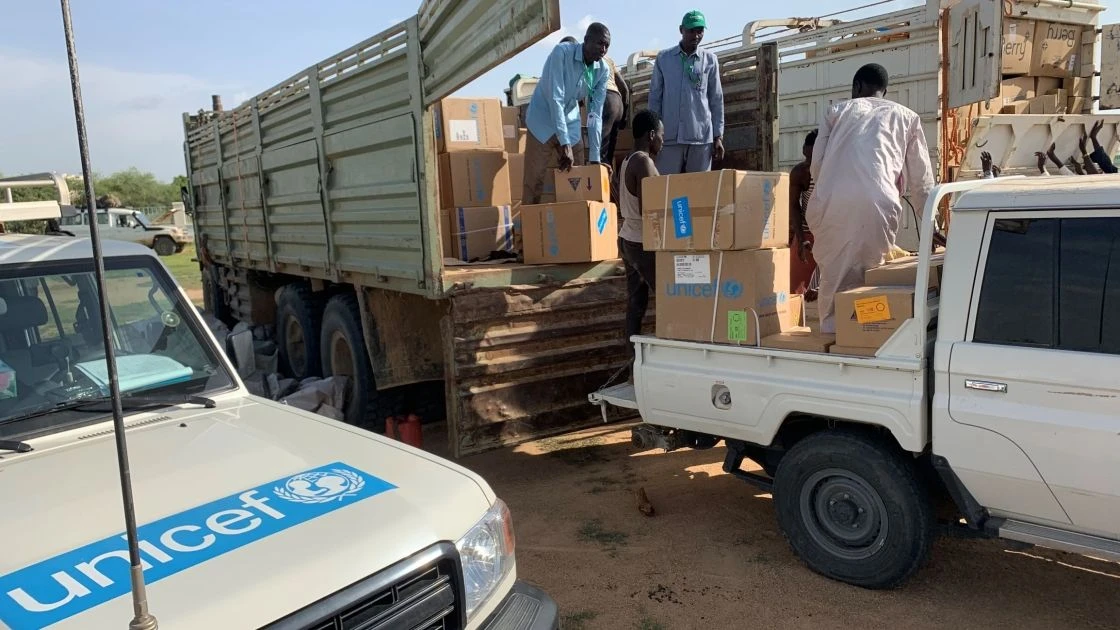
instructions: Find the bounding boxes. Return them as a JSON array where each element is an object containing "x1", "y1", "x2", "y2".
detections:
[
  {"x1": 555, "y1": 164, "x2": 611, "y2": 203},
  {"x1": 1002, "y1": 19, "x2": 1035, "y2": 75},
  {"x1": 520, "y1": 201, "x2": 618, "y2": 263},
  {"x1": 441, "y1": 206, "x2": 516, "y2": 262},
  {"x1": 438, "y1": 151, "x2": 512, "y2": 208},
  {"x1": 501, "y1": 107, "x2": 524, "y2": 154},
  {"x1": 642, "y1": 170, "x2": 789, "y2": 251},
  {"x1": 1032, "y1": 21, "x2": 1082, "y2": 78},
  {"x1": 434, "y1": 98, "x2": 504, "y2": 153},
  {"x1": 834, "y1": 286, "x2": 917, "y2": 349},
  {"x1": 655, "y1": 248, "x2": 793, "y2": 345}
]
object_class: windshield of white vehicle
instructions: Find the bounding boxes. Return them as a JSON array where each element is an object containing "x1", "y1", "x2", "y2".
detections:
[
  {"x1": 131, "y1": 212, "x2": 153, "y2": 229},
  {"x1": 0, "y1": 256, "x2": 234, "y2": 440}
]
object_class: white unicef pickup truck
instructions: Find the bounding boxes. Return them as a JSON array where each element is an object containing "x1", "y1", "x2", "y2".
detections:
[
  {"x1": 593, "y1": 176, "x2": 1120, "y2": 589},
  {"x1": 0, "y1": 218, "x2": 557, "y2": 627}
]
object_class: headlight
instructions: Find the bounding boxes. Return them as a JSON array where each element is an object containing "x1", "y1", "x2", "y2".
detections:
[{"x1": 456, "y1": 498, "x2": 516, "y2": 619}]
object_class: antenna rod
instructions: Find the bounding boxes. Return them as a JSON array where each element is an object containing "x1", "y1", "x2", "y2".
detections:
[{"x1": 58, "y1": 1, "x2": 158, "y2": 628}]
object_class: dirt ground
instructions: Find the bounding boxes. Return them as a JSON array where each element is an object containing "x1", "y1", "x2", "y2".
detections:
[{"x1": 432, "y1": 422, "x2": 1120, "y2": 630}]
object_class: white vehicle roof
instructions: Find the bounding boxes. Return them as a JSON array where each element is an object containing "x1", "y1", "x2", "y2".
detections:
[
  {"x1": 953, "y1": 175, "x2": 1120, "y2": 212},
  {"x1": 0, "y1": 233, "x2": 155, "y2": 266}
]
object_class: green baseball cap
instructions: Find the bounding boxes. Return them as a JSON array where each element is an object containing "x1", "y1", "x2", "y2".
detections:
[{"x1": 682, "y1": 10, "x2": 706, "y2": 29}]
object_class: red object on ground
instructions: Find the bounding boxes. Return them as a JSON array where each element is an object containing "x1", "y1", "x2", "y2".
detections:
[
  {"x1": 385, "y1": 416, "x2": 400, "y2": 439},
  {"x1": 398, "y1": 413, "x2": 423, "y2": 448}
]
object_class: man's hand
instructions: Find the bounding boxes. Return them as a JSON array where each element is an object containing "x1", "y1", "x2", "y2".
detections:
[
  {"x1": 981, "y1": 151, "x2": 994, "y2": 177},
  {"x1": 592, "y1": 160, "x2": 613, "y2": 179},
  {"x1": 1046, "y1": 142, "x2": 1064, "y2": 169},
  {"x1": 557, "y1": 144, "x2": 575, "y2": 171},
  {"x1": 713, "y1": 136, "x2": 725, "y2": 163},
  {"x1": 1035, "y1": 151, "x2": 1047, "y2": 174},
  {"x1": 1091, "y1": 120, "x2": 1105, "y2": 148}
]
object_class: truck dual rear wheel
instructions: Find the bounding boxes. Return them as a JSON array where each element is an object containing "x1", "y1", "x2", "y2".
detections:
[
  {"x1": 319, "y1": 293, "x2": 397, "y2": 429},
  {"x1": 773, "y1": 431, "x2": 934, "y2": 589},
  {"x1": 277, "y1": 284, "x2": 322, "y2": 380}
]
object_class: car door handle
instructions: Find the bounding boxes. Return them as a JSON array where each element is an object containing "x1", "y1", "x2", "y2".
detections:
[{"x1": 965, "y1": 379, "x2": 1007, "y2": 393}]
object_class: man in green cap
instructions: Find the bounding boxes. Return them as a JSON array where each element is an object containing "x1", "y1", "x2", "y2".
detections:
[{"x1": 648, "y1": 10, "x2": 725, "y2": 175}]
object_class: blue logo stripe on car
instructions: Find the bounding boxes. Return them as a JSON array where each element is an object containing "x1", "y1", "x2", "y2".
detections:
[{"x1": 0, "y1": 462, "x2": 394, "y2": 630}]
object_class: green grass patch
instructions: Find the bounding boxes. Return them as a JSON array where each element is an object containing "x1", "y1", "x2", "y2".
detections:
[
  {"x1": 159, "y1": 244, "x2": 202, "y2": 301},
  {"x1": 561, "y1": 610, "x2": 598, "y2": 630},
  {"x1": 578, "y1": 519, "x2": 628, "y2": 552}
]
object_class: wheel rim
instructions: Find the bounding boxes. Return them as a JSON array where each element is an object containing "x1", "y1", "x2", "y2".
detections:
[
  {"x1": 799, "y1": 468, "x2": 889, "y2": 561},
  {"x1": 285, "y1": 314, "x2": 306, "y2": 374},
  {"x1": 329, "y1": 330, "x2": 355, "y2": 378}
]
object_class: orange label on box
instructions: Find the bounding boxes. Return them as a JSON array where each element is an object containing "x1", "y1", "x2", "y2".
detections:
[{"x1": 854, "y1": 295, "x2": 892, "y2": 324}]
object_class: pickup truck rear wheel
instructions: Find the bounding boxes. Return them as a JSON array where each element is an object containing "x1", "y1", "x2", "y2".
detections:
[{"x1": 773, "y1": 431, "x2": 934, "y2": 589}]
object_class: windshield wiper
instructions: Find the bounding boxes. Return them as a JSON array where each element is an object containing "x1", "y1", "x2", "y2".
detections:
[
  {"x1": 72, "y1": 393, "x2": 217, "y2": 412},
  {"x1": 6, "y1": 393, "x2": 217, "y2": 424},
  {"x1": 0, "y1": 440, "x2": 32, "y2": 453}
]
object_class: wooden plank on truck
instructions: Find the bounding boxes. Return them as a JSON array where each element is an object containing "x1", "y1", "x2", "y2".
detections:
[{"x1": 443, "y1": 276, "x2": 649, "y2": 457}]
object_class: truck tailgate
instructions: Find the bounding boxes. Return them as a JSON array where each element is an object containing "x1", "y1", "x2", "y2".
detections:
[{"x1": 631, "y1": 336, "x2": 929, "y2": 453}]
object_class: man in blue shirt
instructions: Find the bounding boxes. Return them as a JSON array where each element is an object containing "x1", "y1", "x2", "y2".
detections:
[
  {"x1": 521, "y1": 23, "x2": 611, "y2": 205},
  {"x1": 648, "y1": 10, "x2": 725, "y2": 175}
]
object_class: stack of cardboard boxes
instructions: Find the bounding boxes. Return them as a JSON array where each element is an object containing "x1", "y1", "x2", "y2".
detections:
[
  {"x1": 827, "y1": 252, "x2": 945, "y2": 357},
  {"x1": 519, "y1": 164, "x2": 619, "y2": 264},
  {"x1": 643, "y1": 170, "x2": 808, "y2": 347},
  {"x1": 977, "y1": 18, "x2": 1093, "y2": 116},
  {"x1": 435, "y1": 97, "x2": 527, "y2": 263}
]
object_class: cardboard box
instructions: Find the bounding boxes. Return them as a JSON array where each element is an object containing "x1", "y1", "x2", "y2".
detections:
[
  {"x1": 508, "y1": 154, "x2": 525, "y2": 204},
  {"x1": 1000, "y1": 101, "x2": 1032, "y2": 115},
  {"x1": 863, "y1": 253, "x2": 944, "y2": 291},
  {"x1": 787, "y1": 293, "x2": 804, "y2": 329},
  {"x1": 834, "y1": 286, "x2": 916, "y2": 349},
  {"x1": 829, "y1": 345, "x2": 878, "y2": 358},
  {"x1": 1036, "y1": 77, "x2": 1063, "y2": 95},
  {"x1": 1068, "y1": 96, "x2": 1091, "y2": 114},
  {"x1": 501, "y1": 106, "x2": 521, "y2": 132},
  {"x1": 520, "y1": 201, "x2": 618, "y2": 264},
  {"x1": 1032, "y1": 21, "x2": 1083, "y2": 78},
  {"x1": 555, "y1": 164, "x2": 611, "y2": 203},
  {"x1": 438, "y1": 151, "x2": 512, "y2": 208},
  {"x1": 1029, "y1": 90, "x2": 1068, "y2": 114},
  {"x1": 434, "y1": 97, "x2": 504, "y2": 153},
  {"x1": 1062, "y1": 76, "x2": 1091, "y2": 97},
  {"x1": 762, "y1": 331, "x2": 835, "y2": 353},
  {"x1": 441, "y1": 206, "x2": 517, "y2": 262},
  {"x1": 1001, "y1": 19, "x2": 1035, "y2": 75},
  {"x1": 655, "y1": 248, "x2": 793, "y2": 345},
  {"x1": 642, "y1": 170, "x2": 789, "y2": 251}
]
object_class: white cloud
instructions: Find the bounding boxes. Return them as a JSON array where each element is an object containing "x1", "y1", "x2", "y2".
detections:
[{"x1": 0, "y1": 49, "x2": 242, "y2": 181}]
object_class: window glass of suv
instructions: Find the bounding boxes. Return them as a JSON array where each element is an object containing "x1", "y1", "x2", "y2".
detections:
[{"x1": 974, "y1": 216, "x2": 1120, "y2": 355}]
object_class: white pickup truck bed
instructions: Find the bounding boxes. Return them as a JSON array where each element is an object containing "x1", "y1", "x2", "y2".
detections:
[{"x1": 594, "y1": 335, "x2": 928, "y2": 452}]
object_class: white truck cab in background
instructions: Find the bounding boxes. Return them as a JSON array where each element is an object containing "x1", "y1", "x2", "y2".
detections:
[
  {"x1": 593, "y1": 176, "x2": 1120, "y2": 589},
  {"x1": 0, "y1": 205, "x2": 557, "y2": 628}
]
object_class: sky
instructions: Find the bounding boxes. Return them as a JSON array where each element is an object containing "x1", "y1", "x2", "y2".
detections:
[{"x1": 0, "y1": 0, "x2": 1108, "y2": 181}]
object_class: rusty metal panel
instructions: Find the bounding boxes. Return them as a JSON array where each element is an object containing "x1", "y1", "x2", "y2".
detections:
[
  {"x1": 361, "y1": 287, "x2": 446, "y2": 389},
  {"x1": 444, "y1": 276, "x2": 651, "y2": 457},
  {"x1": 219, "y1": 155, "x2": 268, "y2": 267},
  {"x1": 418, "y1": 0, "x2": 560, "y2": 105}
]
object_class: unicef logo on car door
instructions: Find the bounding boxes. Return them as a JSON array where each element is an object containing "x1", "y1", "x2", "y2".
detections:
[{"x1": 274, "y1": 469, "x2": 366, "y2": 504}]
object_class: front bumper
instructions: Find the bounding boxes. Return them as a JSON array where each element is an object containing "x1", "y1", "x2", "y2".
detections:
[{"x1": 479, "y1": 580, "x2": 559, "y2": 630}]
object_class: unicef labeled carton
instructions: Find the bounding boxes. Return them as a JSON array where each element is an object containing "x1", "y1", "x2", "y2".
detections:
[
  {"x1": 641, "y1": 170, "x2": 789, "y2": 252},
  {"x1": 520, "y1": 201, "x2": 618, "y2": 264},
  {"x1": 655, "y1": 248, "x2": 793, "y2": 345}
]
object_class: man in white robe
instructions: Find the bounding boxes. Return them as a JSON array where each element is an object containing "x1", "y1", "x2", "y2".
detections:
[{"x1": 808, "y1": 63, "x2": 935, "y2": 334}]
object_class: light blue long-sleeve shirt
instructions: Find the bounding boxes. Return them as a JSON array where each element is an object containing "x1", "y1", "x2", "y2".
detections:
[
  {"x1": 525, "y1": 41, "x2": 608, "y2": 163},
  {"x1": 649, "y1": 45, "x2": 724, "y2": 146}
]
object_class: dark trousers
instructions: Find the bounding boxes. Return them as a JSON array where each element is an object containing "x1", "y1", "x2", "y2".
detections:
[
  {"x1": 522, "y1": 130, "x2": 584, "y2": 205},
  {"x1": 620, "y1": 237, "x2": 655, "y2": 357},
  {"x1": 601, "y1": 91, "x2": 625, "y2": 166}
]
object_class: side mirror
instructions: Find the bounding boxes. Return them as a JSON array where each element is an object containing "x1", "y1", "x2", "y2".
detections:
[{"x1": 180, "y1": 186, "x2": 193, "y2": 217}]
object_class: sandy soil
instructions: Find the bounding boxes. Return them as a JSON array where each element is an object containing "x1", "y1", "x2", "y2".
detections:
[{"x1": 441, "y1": 422, "x2": 1120, "y2": 630}]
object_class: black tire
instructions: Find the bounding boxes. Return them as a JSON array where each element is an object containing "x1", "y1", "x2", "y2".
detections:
[
  {"x1": 276, "y1": 284, "x2": 322, "y2": 380},
  {"x1": 773, "y1": 430, "x2": 934, "y2": 589},
  {"x1": 153, "y1": 236, "x2": 176, "y2": 256},
  {"x1": 319, "y1": 294, "x2": 398, "y2": 429}
]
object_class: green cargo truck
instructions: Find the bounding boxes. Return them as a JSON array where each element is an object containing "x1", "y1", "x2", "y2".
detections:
[{"x1": 180, "y1": 0, "x2": 657, "y2": 458}]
